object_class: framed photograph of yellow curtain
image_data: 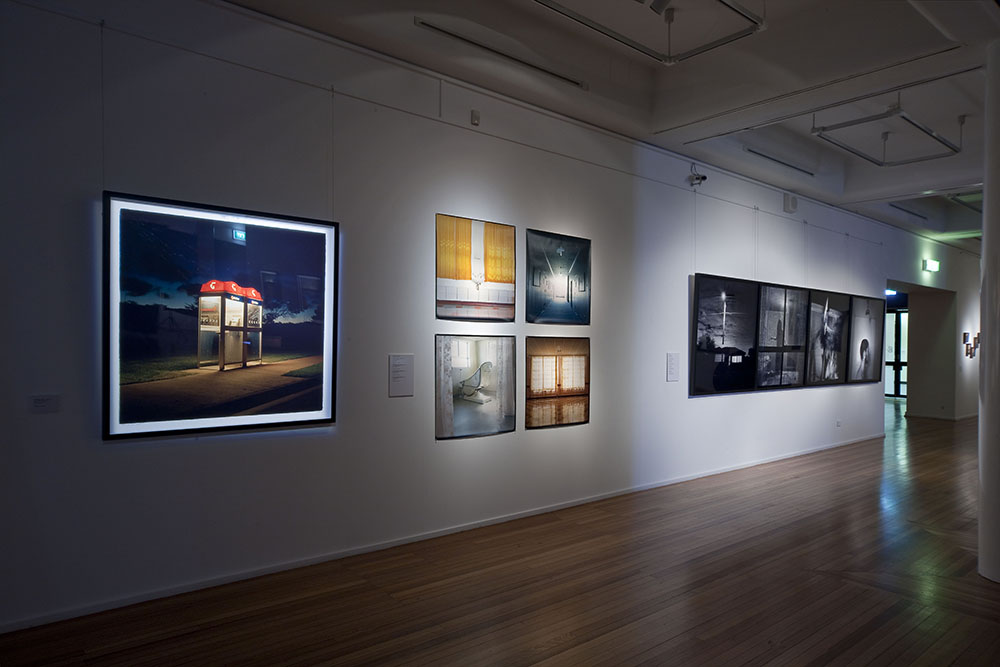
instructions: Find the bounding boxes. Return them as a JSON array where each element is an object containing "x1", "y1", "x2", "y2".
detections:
[{"x1": 435, "y1": 214, "x2": 515, "y2": 321}]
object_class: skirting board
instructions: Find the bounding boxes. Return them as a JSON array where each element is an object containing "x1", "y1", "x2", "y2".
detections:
[{"x1": 0, "y1": 431, "x2": 885, "y2": 633}]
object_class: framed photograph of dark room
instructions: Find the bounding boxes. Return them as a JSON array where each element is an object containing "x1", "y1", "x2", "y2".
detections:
[
  {"x1": 525, "y1": 229, "x2": 590, "y2": 324},
  {"x1": 756, "y1": 283, "x2": 808, "y2": 389},
  {"x1": 436, "y1": 214, "x2": 515, "y2": 321},
  {"x1": 525, "y1": 336, "x2": 590, "y2": 428},
  {"x1": 805, "y1": 290, "x2": 851, "y2": 386},
  {"x1": 104, "y1": 192, "x2": 338, "y2": 438},
  {"x1": 690, "y1": 274, "x2": 759, "y2": 395},
  {"x1": 435, "y1": 335, "x2": 516, "y2": 439},
  {"x1": 847, "y1": 295, "x2": 885, "y2": 383}
]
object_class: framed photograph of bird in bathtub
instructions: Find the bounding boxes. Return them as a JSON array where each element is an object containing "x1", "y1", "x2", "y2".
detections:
[
  {"x1": 435, "y1": 214, "x2": 515, "y2": 321},
  {"x1": 434, "y1": 335, "x2": 516, "y2": 439},
  {"x1": 805, "y1": 290, "x2": 851, "y2": 386},
  {"x1": 846, "y1": 296, "x2": 885, "y2": 383}
]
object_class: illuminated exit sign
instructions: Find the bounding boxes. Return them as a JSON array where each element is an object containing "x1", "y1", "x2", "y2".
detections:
[{"x1": 233, "y1": 229, "x2": 246, "y2": 241}]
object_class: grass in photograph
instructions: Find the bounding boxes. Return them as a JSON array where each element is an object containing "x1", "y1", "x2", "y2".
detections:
[
  {"x1": 120, "y1": 356, "x2": 199, "y2": 385},
  {"x1": 284, "y1": 363, "x2": 322, "y2": 379},
  {"x1": 120, "y1": 351, "x2": 315, "y2": 384}
]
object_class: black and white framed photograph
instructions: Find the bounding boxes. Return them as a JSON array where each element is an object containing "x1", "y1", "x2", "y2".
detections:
[
  {"x1": 104, "y1": 192, "x2": 338, "y2": 438},
  {"x1": 435, "y1": 214, "x2": 515, "y2": 321},
  {"x1": 525, "y1": 336, "x2": 590, "y2": 428},
  {"x1": 848, "y1": 296, "x2": 885, "y2": 382},
  {"x1": 756, "y1": 284, "x2": 808, "y2": 388},
  {"x1": 690, "y1": 273, "x2": 759, "y2": 395},
  {"x1": 525, "y1": 229, "x2": 591, "y2": 324},
  {"x1": 806, "y1": 290, "x2": 851, "y2": 386},
  {"x1": 435, "y1": 335, "x2": 516, "y2": 439}
]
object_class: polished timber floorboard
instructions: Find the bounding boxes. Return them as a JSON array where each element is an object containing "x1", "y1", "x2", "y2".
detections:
[{"x1": 3, "y1": 400, "x2": 1000, "y2": 665}]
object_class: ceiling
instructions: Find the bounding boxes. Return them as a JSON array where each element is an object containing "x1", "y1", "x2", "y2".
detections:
[{"x1": 229, "y1": 0, "x2": 1000, "y2": 251}]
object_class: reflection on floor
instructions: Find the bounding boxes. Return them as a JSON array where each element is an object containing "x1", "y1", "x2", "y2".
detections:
[
  {"x1": 526, "y1": 395, "x2": 589, "y2": 428},
  {"x1": 533, "y1": 300, "x2": 585, "y2": 323},
  {"x1": 885, "y1": 396, "x2": 907, "y2": 435},
  {"x1": 452, "y1": 390, "x2": 514, "y2": 437}
]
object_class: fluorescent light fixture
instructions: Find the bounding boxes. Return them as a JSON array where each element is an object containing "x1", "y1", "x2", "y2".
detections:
[
  {"x1": 922, "y1": 259, "x2": 940, "y2": 272},
  {"x1": 885, "y1": 289, "x2": 897, "y2": 296}
]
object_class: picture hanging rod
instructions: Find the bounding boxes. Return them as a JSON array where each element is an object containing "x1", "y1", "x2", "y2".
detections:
[{"x1": 532, "y1": 0, "x2": 764, "y2": 66}]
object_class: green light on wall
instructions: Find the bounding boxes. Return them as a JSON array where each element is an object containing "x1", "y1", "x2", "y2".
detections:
[{"x1": 922, "y1": 258, "x2": 940, "y2": 272}]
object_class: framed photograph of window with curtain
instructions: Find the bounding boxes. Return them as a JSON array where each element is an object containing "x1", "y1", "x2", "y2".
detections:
[
  {"x1": 756, "y1": 283, "x2": 808, "y2": 389},
  {"x1": 435, "y1": 214, "x2": 515, "y2": 321},
  {"x1": 435, "y1": 335, "x2": 516, "y2": 439},
  {"x1": 525, "y1": 336, "x2": 590, "y2": 428},
  {"x1": 104, "y1": 191, "x2": 338, "y2": 439}
]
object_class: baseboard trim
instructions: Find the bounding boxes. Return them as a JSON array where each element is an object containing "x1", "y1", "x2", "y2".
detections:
[{"x1": 0, "y1": 432, "x2": 887, "y2": 634}]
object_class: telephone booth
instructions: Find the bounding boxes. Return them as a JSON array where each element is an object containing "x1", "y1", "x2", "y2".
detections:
[{"x1": 198, "y1": 280, "x2": 263, "y2": 370}]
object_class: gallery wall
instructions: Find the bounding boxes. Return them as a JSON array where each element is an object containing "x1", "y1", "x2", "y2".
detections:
[{"x1": 0, "y1": 0, "x2": 982, "y2": 630}]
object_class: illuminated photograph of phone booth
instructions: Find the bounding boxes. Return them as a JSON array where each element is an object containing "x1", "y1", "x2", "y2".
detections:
[{"x1": 198, "y1": 280, "x2": 263, "y2": 370}]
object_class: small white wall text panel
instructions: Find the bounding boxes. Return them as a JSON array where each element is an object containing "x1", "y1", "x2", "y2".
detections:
[{"x1": 389, "y1": 354, "x2": 415, "y2": 397}]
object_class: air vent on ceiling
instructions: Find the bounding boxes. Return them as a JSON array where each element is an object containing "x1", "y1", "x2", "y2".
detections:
[{"x1": 414, "y1": 17, "x2": 588, "y2": 90}]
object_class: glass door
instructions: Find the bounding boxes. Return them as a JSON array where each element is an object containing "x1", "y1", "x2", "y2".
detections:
[{"x1": 885, "y1": 309, "x2": 908, "y2": 397}]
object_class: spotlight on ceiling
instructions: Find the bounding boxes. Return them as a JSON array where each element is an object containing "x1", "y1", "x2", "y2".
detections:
[{"x1": 650, "y1": 0, "x2": 672, "y2": 15}]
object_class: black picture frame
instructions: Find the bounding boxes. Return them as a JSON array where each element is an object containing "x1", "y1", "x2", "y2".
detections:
[
  {"x1": 755, "y1": 282, "x2": 809, "y2": 390},
  {"x1": 525, "y1": 229, "x2": 591, "y2": 325},
  {"x1": 805, "y1": 289, "x2": 852, "y2": 386},
  {"x1": 103, "y1": 191, "x2": 338, "y2": 439},
  {"x1": 846, "y1": 295, "x2": 886, "y2": 383},
  {"x1": 690, "y1": 273, "x2": 759, "y2": 396}
]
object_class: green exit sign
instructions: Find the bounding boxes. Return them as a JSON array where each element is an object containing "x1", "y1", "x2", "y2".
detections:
[{"x1": 233, "y1": 229, "x2": 246, "y2": 241}]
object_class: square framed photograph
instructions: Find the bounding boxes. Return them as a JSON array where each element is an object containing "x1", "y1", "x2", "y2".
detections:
[
  {"x1": 690, "y1": 274, "x2": 759, "y2": 395},
  {"x1": 104, "y1": 192, "x2": 338, "y2": 438},
  {"x1": 756, "y1": 283, "x2": 808, "y2": 389},
  {"x1": 847, "y1": 295, "x2": 885, "y2": 382},
  {"x1": 435, "y1": 214, "x2": 515, "y2": 321},
  {"x1": 525, "y1": 229, "x2": 591, "y2": 324},
  {"x1": 805, "y1": 290, "x2": 851, "y2": 386},
  {"x1": 435, "y1": 335, "x2": 516, "y2": 439},
  {"x1": 525, "y1": 336, "x2": 590, "y2": 428}
]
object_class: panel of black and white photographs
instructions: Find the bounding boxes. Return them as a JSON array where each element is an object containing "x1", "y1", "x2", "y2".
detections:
[
  {"x1": 434, "y1": 217, "x2": 593, "y2": 439},
  {"x1": 690, "y1": 273, "x2": 884, "y2": 396}
]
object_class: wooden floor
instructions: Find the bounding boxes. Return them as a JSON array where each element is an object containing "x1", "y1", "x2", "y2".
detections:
[{"x1": 4, "y1": 400, "x2": 1000, "y2": 665}]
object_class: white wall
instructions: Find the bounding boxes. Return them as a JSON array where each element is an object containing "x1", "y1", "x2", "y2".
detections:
[{"x1": 0, "y1": 0, "x2": 981, "y2": 630}]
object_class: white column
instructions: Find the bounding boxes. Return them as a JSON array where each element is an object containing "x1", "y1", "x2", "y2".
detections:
[{"x1": 980, "y1": 39, "x2": 1000, "y2": 582}]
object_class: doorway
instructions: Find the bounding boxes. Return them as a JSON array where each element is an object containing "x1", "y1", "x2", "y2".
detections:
[{"x1": 885, "y1": 307, "x2": 908, "y2": 398}]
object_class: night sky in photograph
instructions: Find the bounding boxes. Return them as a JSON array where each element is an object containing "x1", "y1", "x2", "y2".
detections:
[{"x1": 696, "y1": 278, "x2": 756, "y2": 353}]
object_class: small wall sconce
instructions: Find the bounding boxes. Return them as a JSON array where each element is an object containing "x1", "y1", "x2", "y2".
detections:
[
  {"x1": 963, "y1": 332, "x2": 970, "y2": 344},
  {"x1": 922, "y1": 258, "x2": 940, "y2": 272},
  {"x1": 885, "y1": 288, "x2": 897, "y2": 296}
]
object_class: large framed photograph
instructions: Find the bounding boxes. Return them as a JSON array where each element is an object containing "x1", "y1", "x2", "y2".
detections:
[
  {"x1": 847, "y1": 295, "x2": 885, "y2": 382},
  {"x1": 806, "y1": 290, "x2": 851, "y2": 386},
  {"x1": 525, "y1": 229, "x2": 591, "y2": 324},
  {"x1": 104, "y1": 192, "x2": 338, "y2": 438},
  {"x1": 756, "y1": 283, "x2": 808, "y2": 389},
  {"x1": 690, "y1": 274, "x2": 759, "y2": 395},
  {"x1": 435, "y1": 214, "x2": 515, "y2": 321},
  {"x1": 435, "y1": 335, "x2": 516, "y2": 439},
  {"x1": 525, "y1": 336, "x2": 590, "y2": 428}
]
